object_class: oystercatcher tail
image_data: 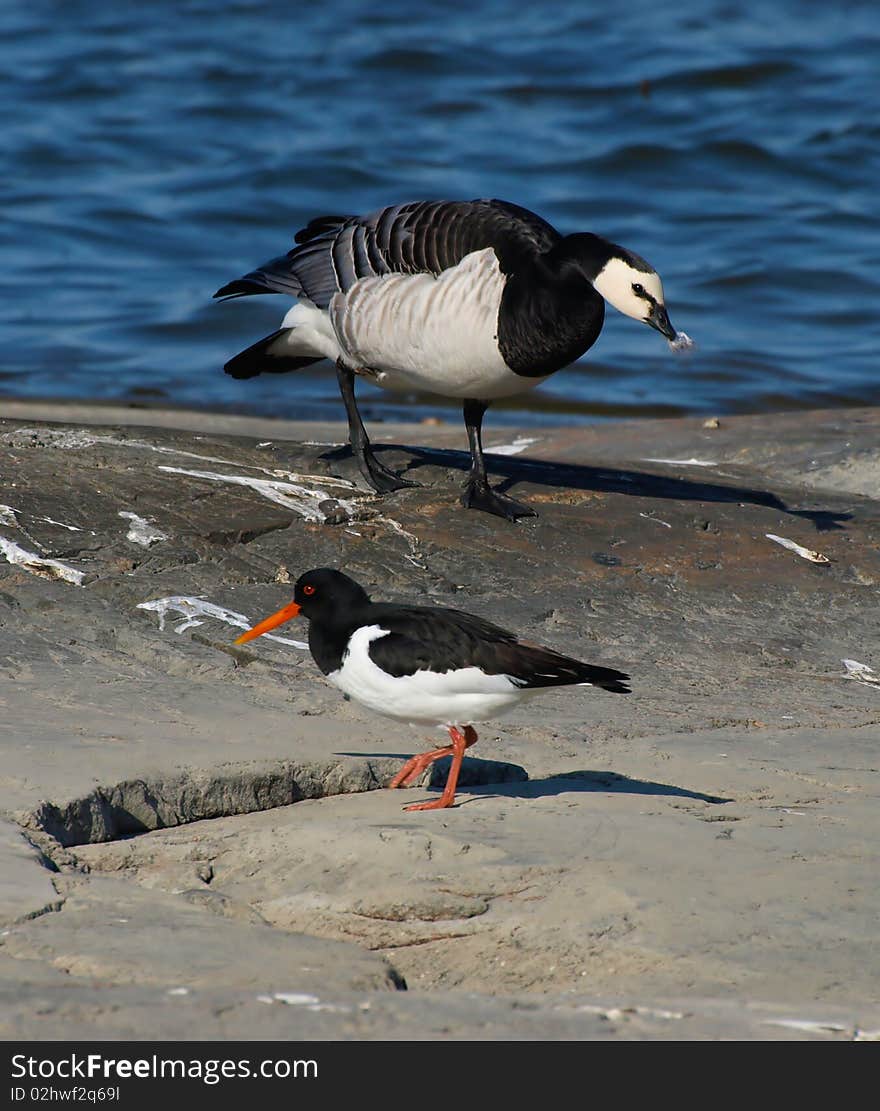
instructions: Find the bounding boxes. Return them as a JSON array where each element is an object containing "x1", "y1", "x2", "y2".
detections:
[
  {"x1": 216, "y1": 198, "x2": 685, "y2": 520},
  {"x1": 234, "y1": 568, "x2": 631, "y2": 811}
]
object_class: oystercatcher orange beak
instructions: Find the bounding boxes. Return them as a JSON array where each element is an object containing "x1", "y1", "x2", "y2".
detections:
[{"x1": 234, "y1": 601, "x2": 301, "y2": 644}]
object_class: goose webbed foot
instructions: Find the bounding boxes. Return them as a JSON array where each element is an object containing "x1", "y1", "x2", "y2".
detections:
[
  {"x1": 355, "y1": 445, "x2": 420, "y2": 494},
  {"x1": 460, "y1": 478, "x2": 537, "y2": 520}
]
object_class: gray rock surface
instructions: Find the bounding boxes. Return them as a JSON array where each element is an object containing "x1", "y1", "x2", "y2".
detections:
[
  {"x1": 2, "y1": 401, "x2": 880, "y2": 1040},
  {"x1": 3, "y1": 876, "x2": 402, "y2": 992},
  {"x1": 0, "y1": 819, "x2": 61, "y2": 926}
]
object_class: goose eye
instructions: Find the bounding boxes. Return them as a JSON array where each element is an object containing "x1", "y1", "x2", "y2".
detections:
[
  {"x1": 632, "y1": 283, "x2": 645, "y2": 296},
  {"x1": 303, "y1": 585, "x2": 316, "y2": 596}
]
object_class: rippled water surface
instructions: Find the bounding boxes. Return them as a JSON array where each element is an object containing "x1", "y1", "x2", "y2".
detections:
[{"x1": 3, "y1": 0, "x2": 878, "y2": 426}]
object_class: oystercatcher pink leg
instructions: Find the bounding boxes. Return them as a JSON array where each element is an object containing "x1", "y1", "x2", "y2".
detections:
[
  {"x1": 389, "y1": 725, "x2": 478, "y2": 789},
  {"x1": 397, "y1": 725, "x2": 478, "y2": 811},
  {"x1": 390, "y1": 747, "x2": 453, "y2": 789}
]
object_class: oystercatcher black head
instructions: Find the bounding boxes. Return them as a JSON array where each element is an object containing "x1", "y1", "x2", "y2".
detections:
[
  {"x1": 235, "y1": 569, "x2": 631, "y2": 812},
  {"x1": 216, "y1": 198, "x2": 689, "y2": 521},
  {"x1": 293, "y1": 567, "x2": 370, "y2": 619}
]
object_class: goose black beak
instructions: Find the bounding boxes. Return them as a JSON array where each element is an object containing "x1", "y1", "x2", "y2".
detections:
[{"x1": 647, "y1": 303, "x2": 677, "y2": 341}]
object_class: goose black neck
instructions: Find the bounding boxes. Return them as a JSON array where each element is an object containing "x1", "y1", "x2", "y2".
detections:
[
  {"x1": 497, "y1": 234, "x2": 612, "y2": 377},
  {"x1": 546, "y1": 232, "x2": 617, "y2": 281}
]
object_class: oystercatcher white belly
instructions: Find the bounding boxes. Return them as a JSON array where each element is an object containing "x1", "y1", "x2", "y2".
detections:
[{"x1": 326, "y1": 623, "x2": 535, "y2": 727}]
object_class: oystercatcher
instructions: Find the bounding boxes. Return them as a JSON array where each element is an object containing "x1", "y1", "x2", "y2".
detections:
[
  {"x1": 215, "y1": 198, "x2": 685, "y2": 520},
  {"x1": 234, "y1": 568, "x2": 630, "y2": 811}
]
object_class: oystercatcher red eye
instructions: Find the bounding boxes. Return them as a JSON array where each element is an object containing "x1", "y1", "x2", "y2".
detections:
[{"x1": 303, "y1": 585, "x2": 316, "y2": 596}]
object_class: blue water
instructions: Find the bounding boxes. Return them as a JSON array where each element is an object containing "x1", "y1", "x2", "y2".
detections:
[{"x1": 2, "y1": 0, "x2": 878, "y2": 427}]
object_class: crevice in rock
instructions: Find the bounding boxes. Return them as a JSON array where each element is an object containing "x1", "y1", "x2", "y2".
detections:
[
  {"x1": 16, "y1": 759, "x2": 398, "y2": 848},
  {"x1": 19, "y1": 830, "x2": 62, "y2": 874},
  {"x1": 375, "y1": 932, "x2": 474, "y2": 950},
  {"x1": 204, "y1": 519, "x2": 294, "y2": 546},
  {"x1": 14, "y1": 755, "x2": 527, "y2": 848},
  {"x1": 7, "y1": 896, "x2": 66, "y2": 925},
  {"x1": 6, "y1": 872, "x2": 67, "y2": 925}
]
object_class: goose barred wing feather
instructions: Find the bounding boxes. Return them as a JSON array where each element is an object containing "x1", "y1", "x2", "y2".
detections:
[
  {"x1": 213, "y1": 199, "x2": 561, "y2": 307},
  {"x1": 293, "y1": 214, "x2": 355, "y2": 244},
  {"x1": 366, "y1": 605, "x2": 631, "y2": 693}
]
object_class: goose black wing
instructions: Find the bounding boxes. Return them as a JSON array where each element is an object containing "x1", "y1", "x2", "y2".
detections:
[{"x1": 214, "y1": 199, "x2": 561, "y2": 308}]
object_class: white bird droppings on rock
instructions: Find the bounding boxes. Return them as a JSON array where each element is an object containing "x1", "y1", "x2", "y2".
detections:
[
  {"x1": 766, "y1": 534, "x2": 830, "y2": 564},
  {"x1": 762, "y1": 1017, "x2": 849, "y2": 1034},
  {"x1": 841, "y1": 658, "x2": 880, "y2": 688},
  {"x1": 643, "y1": 457, "x2": 718, "y2": 467},
  {"x1": 639, "y1": 511, "x2": 672, "y2": 528},
  {"x1": 486, "y1": 436, "x2": 539, "y2": 456},
  {"x1": 0, "y1": 536, "x2": 85, "y2": 585},
  {"x1": 0, "y1": 428, "x2": 109, "y2": 450},
  {"x1": 37, "y1": 516, "x2": 82, "y2": 531},
  {"x1": 1, "y1": 503, "x2": 82, "y2": 534},
  {"x1": 136, "y1": 595, "x2": 308, "y2": 648},
  {"x1": 119, "y1": 511, "x2": 168, "y2": 547},
  {"x1": 157, "y1": 465, "x2": 367, "y2": 524}
]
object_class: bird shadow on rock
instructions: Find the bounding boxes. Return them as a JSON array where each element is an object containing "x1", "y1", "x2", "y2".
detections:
[
  {"x1": 463, "y1": 769, "x2": 732, "y2": 805},
  {"x1": 330, "y1": 443, "x2": 851, "y2": 533},
  {"x1": 341, "y1": 752, "x2": 730, "y2": 806}
]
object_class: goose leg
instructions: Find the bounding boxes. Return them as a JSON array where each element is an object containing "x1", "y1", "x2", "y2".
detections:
[
  {"x1": 459, "y1": 399, "x2": 537, "y2": 519},
  {"x1": 335, "y1": 360, "x2": 418, "y2": 493}
]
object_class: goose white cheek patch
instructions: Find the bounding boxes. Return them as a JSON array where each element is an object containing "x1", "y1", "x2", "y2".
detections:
[{"x1": 668, "y1": 331, "x2": 695, "y2": 352}]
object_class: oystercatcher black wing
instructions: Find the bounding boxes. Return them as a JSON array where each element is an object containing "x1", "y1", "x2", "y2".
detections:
[{"x1": 364, "y1": 604, "x2": 631, "y2": 693}]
